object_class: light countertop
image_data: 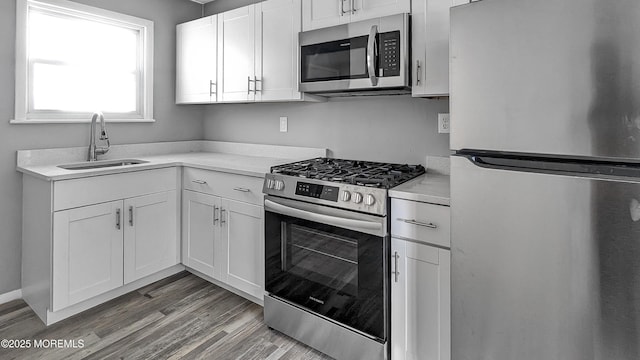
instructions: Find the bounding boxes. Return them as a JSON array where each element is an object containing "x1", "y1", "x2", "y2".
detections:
[
  {"x1": 389, "y1": 173, "x2": 450, "y2": 206},
  {"x1": 17, "y1": 141, "x2": 327, "y2": 181}
]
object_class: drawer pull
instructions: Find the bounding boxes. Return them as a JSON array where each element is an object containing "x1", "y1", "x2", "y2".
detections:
[
  {"x1": 221, "y1": 208, "x2": 226, "y2": 225},
  {"x1": 129, "y1": 206, "x2": 134, "y2": 226},
  {"x1": 398, "y1": 218, "x2": 438, "y2": 229},
  {"x1": 116, "y1": 208, "x2": 121, "y2": 230},
  {"x1": 233, "y1": 187, "x2": 251, "y2": 193},
  {"x1": 191, "y1": 179, "x2": 207, "y2": 185}
]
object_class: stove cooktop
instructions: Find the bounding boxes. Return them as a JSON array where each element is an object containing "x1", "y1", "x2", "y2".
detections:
[{"x1": 270, "y1": 157, "x2": 425, "y2": 189}]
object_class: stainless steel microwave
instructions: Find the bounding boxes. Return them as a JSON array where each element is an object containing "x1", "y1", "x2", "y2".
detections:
[{"x1": 299, "y1": 13, "x2": 410, "y2": 96}]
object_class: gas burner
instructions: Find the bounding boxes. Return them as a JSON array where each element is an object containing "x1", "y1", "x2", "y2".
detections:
[{"x1": 271, "y1": 157, "x2": 425, "y2": 189}]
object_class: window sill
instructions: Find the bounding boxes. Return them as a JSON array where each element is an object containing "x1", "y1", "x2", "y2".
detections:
[{"x1": 9, "y1": 118, "x2": 156, "y2": 124}]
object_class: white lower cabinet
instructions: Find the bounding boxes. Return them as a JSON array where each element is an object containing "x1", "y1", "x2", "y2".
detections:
[
  {"x1": 183, "y1": 190, "x2": 221, "y2": 279},
  {"x1": 23, "y1": 168, "x2": 181, "y2": 324},
  {"x1": 52, "y1": 189, "x2": 179, "y2": 312},
  {"x1": 391, "y1": 238, "x2": 451, "y2": 360},
  {"x1": 52, "y1": 201, "x2": 124, "y2": 311},
  {"x1": 124, "y1": 191, "x2": 179, "y2": 284},
  {"x1": 220, "y1": 198, "x2": 264, "y2": 299},
  {"x1": 182, "y1": 173, "x2": 265, "y2": 302},
  {"x1": 391, "y1": 198, "x2": 451, "y2": 360}
]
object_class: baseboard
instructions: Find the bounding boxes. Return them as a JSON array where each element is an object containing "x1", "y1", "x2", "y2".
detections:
[
  {"x1": 186, "y1": 268, "x2": 264, "y2": 307},
  {"x1": 0, "y1": 289, "x2": 23, "y2": 305}
]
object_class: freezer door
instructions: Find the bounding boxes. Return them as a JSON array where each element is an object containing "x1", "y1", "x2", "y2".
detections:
[
  {"x1": 451, "y1": 156, "x2": 640, "y2": 360},
  {"x1": 450, "y1": 0, "x2": 640, "y2": 160}
]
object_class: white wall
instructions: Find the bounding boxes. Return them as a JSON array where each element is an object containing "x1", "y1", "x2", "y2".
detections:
[
  {"x1": 203, "y1": 96, "x2": 450, "y2": 165},
  {"x1": 0, "y1": 0, "x2": 205, "y2": 295}
]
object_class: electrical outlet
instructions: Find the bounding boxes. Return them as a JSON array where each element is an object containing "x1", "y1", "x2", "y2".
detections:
[
  {"x1": 438, "y1": 113, "x2": 450, "y2": 134},
  {"x1": 279, "y1": 116, "x2": 288, "y2": 132}
]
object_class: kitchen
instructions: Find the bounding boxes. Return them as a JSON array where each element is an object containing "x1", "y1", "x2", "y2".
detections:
[{"x1": 1, "y1": 0, "x2": 638, "y2": 359}]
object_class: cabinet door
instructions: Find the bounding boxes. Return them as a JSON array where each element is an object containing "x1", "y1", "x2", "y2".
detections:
[
  {"x1": 182, "y1": 190, "x2": 221, "y2": 279},
  {"x1": 255, "y1": 0, "x2": 302, "y2": 101},
  {"x1": 52, "y1": 201, "x2": 124, "y2": 311},
  {"x1": 124, "y1": 191, "x2": 179, "y2": 284},
  {"x1": 352, "y1": 0, "x2": 410, "y2": 22},
  {"x1": 302, "y1": 0, "x2": 345, "y2": 31},
  {"x1": 176, "y1": 15, "x2": 217, "y2": 104},
  {"x1": 391, "y1": 238, "x2": 451, "y2": 360},
  {"x1": 411, "y1": 0, "x2": 451, "y2": 97},
  {"x1": 218, "y1": 6, "x2": 255, "y2": 102},
  {"x1": 220, "y1": 199, "x2": 264, "y2": 299}
]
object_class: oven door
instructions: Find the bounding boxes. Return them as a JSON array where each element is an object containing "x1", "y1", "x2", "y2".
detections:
[{"x1": 264, "y1": 196, "x2": 388, "y2": 341}]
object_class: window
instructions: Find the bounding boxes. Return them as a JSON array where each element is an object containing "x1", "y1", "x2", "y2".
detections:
[{"x1": 13, "y1": 0, "x2": 154, "y2": 123}]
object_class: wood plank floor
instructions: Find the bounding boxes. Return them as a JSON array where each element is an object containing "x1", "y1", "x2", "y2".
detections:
[{"x1": 0, "y1": 272, "x2": 333, "y2": 360}]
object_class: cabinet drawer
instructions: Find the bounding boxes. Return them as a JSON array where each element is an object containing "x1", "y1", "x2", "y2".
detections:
[
  {"x1": 54, "y1": 168, "x2": 178, "y2": 211},
  {"x1": 391, "y1": 199, "x2": 450, "y2": 248},
  {"x1": 183, "y1": 167, "x2": 264, "y2": 205}
]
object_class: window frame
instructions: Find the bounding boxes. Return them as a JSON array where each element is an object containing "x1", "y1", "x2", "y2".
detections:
[{"x1": 12, "y1": 0, "x2": 155, "y2": 124}]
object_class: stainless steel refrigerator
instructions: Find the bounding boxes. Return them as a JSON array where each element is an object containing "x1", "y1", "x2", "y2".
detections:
[{"x1": 450, "y1": 0, "x2": 640, "y2": 359}]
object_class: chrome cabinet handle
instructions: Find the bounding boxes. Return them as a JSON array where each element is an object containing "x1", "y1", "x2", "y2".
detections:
[
  {"x1": 255, "y1": 76, "x2": 262, "y2": 92},
  {"x1": 213, "y1": 206, "x2": 219, "y2": 225},
  {"x1": 247, "y1": 76, "x2": 255, "y2": 94},
  {"x1": 398, "y1": 218, "x2": 438, "y2": 229},
  {"x1": 416, "y1": 60, "x2": 422, "y2": 85},
  {"x1": 221, "y1": 208, "x2": 226, "y2": 225},
  {"x1": 191, "y1": 179, "x2": 207, "y2": 185},
  {"x1": 129, "y1": 206, "x2": 134, "y2": 226},
  {"x1": 367, "y1": 25, "x2": 379, "y2": 86},
  {"x1": 393, "y1": 251, "x2": 400, "y2": 282},
  {"x1": 340, "y1": 0, "x2": 348, "y2": 15},
  {"x1": 233, "y1": 187, "x2": 251, "y2": 192},
  {"x1": 209, "y1": 80, "x2": 216, "y2": 95},
  {"x1": 351, "y1": 0, "x2": 356, "y2": 14},
  {"x1": 116, "y1": 208, "x2": 121, "y2": 230}
]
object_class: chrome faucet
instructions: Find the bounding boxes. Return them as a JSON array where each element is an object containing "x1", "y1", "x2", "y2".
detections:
[{"x1": 88, "y1": 111, "x2": 110, "y2": 161}]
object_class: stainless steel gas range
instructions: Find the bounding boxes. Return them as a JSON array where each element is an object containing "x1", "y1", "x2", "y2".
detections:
[{"x1": 262, "y1": 158, "x2": 425, "y2": 360}]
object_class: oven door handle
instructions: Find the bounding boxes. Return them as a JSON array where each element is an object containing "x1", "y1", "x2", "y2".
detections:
[
  {"x1": 367, "y1": 25, "x2": 379, "y2": 86},
  {"x1": 265, "y1": 199, "x2": 383, "y2": 235}
]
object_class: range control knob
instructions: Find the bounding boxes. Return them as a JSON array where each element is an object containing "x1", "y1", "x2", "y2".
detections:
[
  {"x1": 341, "y1": 190, "x2": 351, "y2": 202},
  {"x1": 352, "y1": 192, "x2": 363, "y2": 204},
  {"x1": 266, "y1": 178, "x2": 275, "y2": 189},
  {"x1": 364, "y1": 194, "x2": 376, "y2": 206},
  {"x1": 274, "y1": 180, "x2": 285, "y2": 191}
]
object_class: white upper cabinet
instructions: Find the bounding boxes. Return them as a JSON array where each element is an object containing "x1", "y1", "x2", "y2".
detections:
[
  {"x1": 351, "y1": 0, "x2": 411, "y2": 22},
  {"x1": 176, "y1": 15, "x2": 217, "y2": 104},
  {"x1": 177, "y1": 0, "x2": 308, "y2": 104},
  {"x1": 302, "y1": 0, "x2": 410, "y2": 31},
  {"x1": 411, "y1": 0, "x2": 456, "y2": 97},
  {"x1": 302, "y1": 0, "x2": 344, "y2": 31},
  {"x1": 255, "y1": 0, "x2": 303, "y2": 101},
  {"x1": 218, "y1": 6, "x2": 256, "y2": 102}
]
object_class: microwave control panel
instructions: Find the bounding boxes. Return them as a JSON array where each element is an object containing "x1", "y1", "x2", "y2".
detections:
[{"x1": 379, "y1": 31, "x2": 401, "y2": 77}]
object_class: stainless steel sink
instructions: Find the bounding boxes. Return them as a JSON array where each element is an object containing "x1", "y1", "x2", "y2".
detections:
[{"x1": 57, "y1": 159, "x2": 149, "y2": 170}]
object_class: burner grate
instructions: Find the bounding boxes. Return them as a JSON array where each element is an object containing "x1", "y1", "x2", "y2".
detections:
[{"x1": 271, "y1": 158, "x2": 425, "y2": 189}]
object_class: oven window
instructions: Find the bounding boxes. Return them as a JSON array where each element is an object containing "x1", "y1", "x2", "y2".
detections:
[
  {"x1": 301, "y1": 35, "x2": 369, "y2": 82},
  {"x1": 265, "y1": 210, "x2": 386, "y2": 340},
  {"x1": 288, "y1": 224, "x2": 358, "y2": 296}
]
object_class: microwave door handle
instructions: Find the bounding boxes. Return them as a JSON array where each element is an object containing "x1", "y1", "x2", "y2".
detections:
[
  {"x1": 264, "y1": 199, "x2": 383, "y2": 235},
  {"x1": 367, "y1": 25, "x2": 379, "y2": 86}
]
